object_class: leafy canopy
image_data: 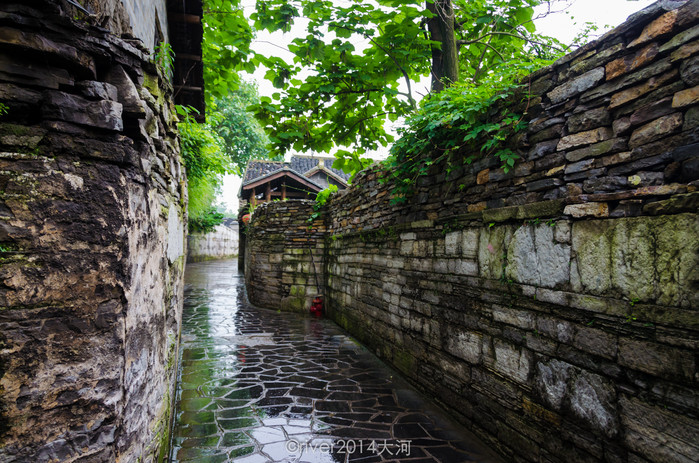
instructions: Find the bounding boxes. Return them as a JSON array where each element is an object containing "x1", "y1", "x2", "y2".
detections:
[{"x1": 202, "y1": 0, "x2": 569, "y2": 178}]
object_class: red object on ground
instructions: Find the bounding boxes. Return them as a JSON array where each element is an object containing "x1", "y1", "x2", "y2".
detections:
[
  {"x1": 241, "y1": 214, "x2": 251, "y2": 224},
  {"x1": 310, "y1": 296, "x2": 323, "y2": 317}
]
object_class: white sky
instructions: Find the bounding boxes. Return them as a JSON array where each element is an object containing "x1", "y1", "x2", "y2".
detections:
[{"x1": 218, "y1": 0, "x2": 656, "y2": 214}]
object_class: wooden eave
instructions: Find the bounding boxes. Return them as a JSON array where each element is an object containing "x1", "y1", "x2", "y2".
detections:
[{"x1": 242, "y1": 169, "x2": 324, "y2": 193}]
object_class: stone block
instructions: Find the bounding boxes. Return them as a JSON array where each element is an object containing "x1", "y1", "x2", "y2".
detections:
[
  {"x1": 564, "y1": 203, "x2": 609, "y2": 218},
  {"x1": 42, "y1": 91, "x2": 123, "y2": 131},
  {"x1": 629, "y1": 96, "x2": 674, "y2": 126},
  {"x1": 547, "y1": 67, "x2": 605, "y2": 104},
  {"x1": 680, "y1": 55, "x2": 699, "y2": 86},
  {"x1": 566, "y1": 138, "x2": 628, "y2": 163},
  {"x1": 445, "y1": 231, "x2": 461, "y2": 255},
  {"x1": 557, "y1": 127, "x2": 613, "y2": 151},
  {"x1": 628, "y1": 112, "x2": 683, "y2": 148},
  {"x1": 478, "y1": 225, "x2": 512, "y2": 280},
  {"x1": 483, "y1": 206, "x2": 518, "y2": 223},
  {"x1": 446, "y1": 330, "x2": 483, "y2": 365},
  {"x1": 619, "y1": 339, "x2": 694, "y2": 380},
  {"x1": 628, "y1": 9, "x2": 679, "y2": 48},
  {"x1": 670, "y1": 38, "x2": 699, "y2": 62},
  {"x1": 477, "y1": 169, "x2": 489, "y2": 184},
  {"x1": 567, "y1": 107, "x2": 611, "y2": 133},
  {"x1": 581, "y1": 57, "x2": 673, "y2": 103},
  {"x1": 606, "y1": 43, "x2": 659, "y2": 81},
  {"x1": 461, "y1": 228, "x2": 479, "y2": 258},
  {"x1": 672, "y1": 85, "x2": 699, "y2": 107},
  {"x1": 528, "y1": 139, "x2": 559, "y2": 160},
  {"x1": 620, "y1": 395, "x2": 699, "y2": 463},
  {"x1": 492, "y1": 305, "x2": 534, "y2": 329},
  {"x1": 583, "y1": 176, "x2": 628, "y2": 193},
  {"x1": 493, "y1": 340, "x2": 532, "y2": 384},
  {"x1": 572, "y1": 326, "x2": 617, "y2": 359},
  {"x1": 609, "y1": 69, "x2": 678, "y2": 108},
  {"x1": 613, "y1": 117, "x2": 632, "y2": 136},
  {"x1": 572, "y1": 214, "x2": 698, "y2": 307},
  {"x1": 684, "y1": 105, "x2": 699, "y2": 132},
  {"x1": 106, "y1": 65, "x2": 146, "y2": 116},
  {"x1": 643, "y1": 192, "x2": 699, "y2": 215},
  {"x1": 661, "y1": 24, "x2": 699, "y2": 54},
  {"x1": 568, "y1": 371, "x2": 618, "y2": 438},
  {"x1": 506, "y1": 224, "x2": 570, "y2": 289}
]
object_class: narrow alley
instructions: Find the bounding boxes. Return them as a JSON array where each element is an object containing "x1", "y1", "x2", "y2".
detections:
[{"x1": 169, "y1": 259, "x2": 502, "y2": 463}]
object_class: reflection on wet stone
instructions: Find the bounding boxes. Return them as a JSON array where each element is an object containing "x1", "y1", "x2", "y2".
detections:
[{"x1": 170, "y1": 259, "x2": 501, "y2": 462}]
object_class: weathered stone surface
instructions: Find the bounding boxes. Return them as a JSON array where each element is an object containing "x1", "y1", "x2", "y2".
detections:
[
  {"x1": 547, "y1": 67, "x2": 605, "y2": 104},
  {"x1": 670, "y1": 38, "x2": 699, "y2": 62},
  {"x1": 609, "y1": 69, "x2": 678, "y2": 108},
  {"x1": 568, "y1": 371, "x2": 618, "y2": 438},
  {"x1": 506, "y1": 224, "x2": 570, "y2": 288},
  {"x1": 661, "y1": 24, "x2": 699, "y2": 54},
  {"x1": 106, "y1": 64, "x2": 146, "y2": 116},
  {"x1": 606, "y1": 43, "x2": 659, "y2": 81},
  {"x1": 680, "y1": 55, "x2": 699, "y2": 86},
  {"x1": 0, "y1": 27, "x2": 95, "y2": 77},
  {"x1": 613, "y1": 117, "x2": 632, "y2": 136},
  {"x1": 629, "y1": 96, "x2": 675, "y2": 126},
  {"x1": 628, "y1": 112, "x2": 683, "y2": 147},
  {"x1": 564, "y1": 202, "x2": 609, "y2": 218},
  {"x1": 581, "y1": 57, "x2": 673, "y2": 103},
  {"x1": 619, "y1": 339, "x2": 695, "y2": 379},
  {"x1": 583, "y1": 176, "x2": 628, "y2": 193},
  {"x1": 567, "y1": 107, "x2": 611, "y2": 133},
  {"x1": 672, "y1": 85, "x2": 699, "y2": 107},
  {"x1": 557, "y1": 127, "x2": 613, "y2": 151},
  {"x1": 77, "y1": 80, "x2": 119, "y2": 101},
  {"x1": 620, "y1": 395, "x2": 699, "y2": 463},
  {"x1": 0, "y1": 3, "x2": 187, "y2": 462},
  {"x1": 528, "y1": 139, "x2": 559, "y2": 160},
  {"x1": 643, "y1": 192, "x2": 699, "y2": 215},
  {"x1": 572, "y1": 214, "x2": 698, "y2": 306},
  {"x1": 565, "y1": 137, "x2": 627, "y2": 162},
  {"x1": 628, "y1": 9, "x2": 679, "y2": 48},
  {"x1": 42, "y1": 90, "x2": 123, "y2": 131}
]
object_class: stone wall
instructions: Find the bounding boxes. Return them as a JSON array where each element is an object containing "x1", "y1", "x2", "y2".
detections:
[
  {"x1": 245, "y1": 201, "x2": 326, "y2": 313},
  {"x1": 0, "y1": 2, "x2": 186, "y2": 461},
  {"x1": 246, "y1": 1, "x2": 699, "y2": 462},
  {"x1": 187, "y1": 222, "x2": 239, "y2": 262}
]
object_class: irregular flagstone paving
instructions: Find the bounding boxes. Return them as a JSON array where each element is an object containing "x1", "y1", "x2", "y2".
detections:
[{"x1": 170, "y1": 259, "x2": 503, "y2": 463}]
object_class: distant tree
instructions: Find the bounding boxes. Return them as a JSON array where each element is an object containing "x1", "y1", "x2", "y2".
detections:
[{"x1": 209, "y1": 81, "x2": 277, "y2": 176}]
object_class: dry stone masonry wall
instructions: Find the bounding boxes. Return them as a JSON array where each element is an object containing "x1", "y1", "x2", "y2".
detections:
[
  {"x1": 246, "y1": 2, "x2": 699, "y2": 462},
  {"x1": 246, "y1": 201, "x2": 326, "y2": 314},
  {"x1": 0, "y1": 1, "x2": 186, "y2": 461}
]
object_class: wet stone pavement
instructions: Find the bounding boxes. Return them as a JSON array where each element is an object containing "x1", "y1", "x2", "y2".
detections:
[{"x1": 169, "y1": 259, "x2": 502, "y2": 463}]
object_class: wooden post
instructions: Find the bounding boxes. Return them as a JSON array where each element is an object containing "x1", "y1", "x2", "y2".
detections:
[
  {"x1": 251, "y1": 188, "x2": 256, "y2": 207},
  {"x1": 265, "y1": 182, "x2": 271, "y2": 201},
  {"x1": 282, "y1": 183, "x2": 287, "y2": 200}
]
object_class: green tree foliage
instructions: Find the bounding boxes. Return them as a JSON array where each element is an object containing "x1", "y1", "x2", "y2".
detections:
[
  {"x1": 200, "y1": 0, "x2": 571, "y2": 185},
  {"x1": 177, "y1": 106, "x2": 230, "y2": 232},
  {"x1": 208, "y1": 82, "x2": 276, "y2": 175},
  {"x1": 246, "y1": 1, "x2": 566, "y2": 167}
]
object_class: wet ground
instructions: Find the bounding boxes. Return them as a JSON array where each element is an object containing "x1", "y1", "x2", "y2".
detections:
[{"x1": 169, "y1": 259, "x2": 502, "y2": 463}]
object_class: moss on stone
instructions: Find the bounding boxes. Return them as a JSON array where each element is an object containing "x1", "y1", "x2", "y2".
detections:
[{"x1": 392, "y1": 348, "x2": 416, "y2": 376}]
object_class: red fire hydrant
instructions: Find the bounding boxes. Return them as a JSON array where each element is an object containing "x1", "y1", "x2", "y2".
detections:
[{"x1": 310, "y1": 296, "x2": 324, "y2": 317}]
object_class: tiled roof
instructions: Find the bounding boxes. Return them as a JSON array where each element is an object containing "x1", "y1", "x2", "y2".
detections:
[
  {"x1": 242, "y1": 160, "x2": 284, "y2": 183},
  {"x1": 242, "y1": 156, "x2": 351, "y2": 186}
]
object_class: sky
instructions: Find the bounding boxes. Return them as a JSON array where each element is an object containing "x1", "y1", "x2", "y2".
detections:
[{"x1": 217, "y1": 0, "x2": 656, "y2": 214}]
